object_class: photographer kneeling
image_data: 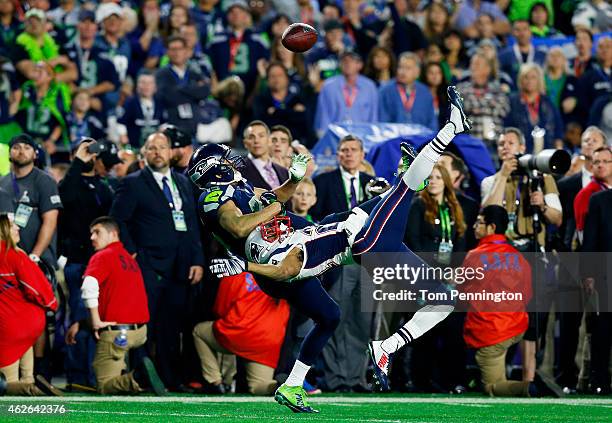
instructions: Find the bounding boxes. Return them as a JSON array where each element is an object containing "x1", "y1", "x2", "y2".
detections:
[{"x1": 480, "y1": 127, "x2": 563, "y2": 385}]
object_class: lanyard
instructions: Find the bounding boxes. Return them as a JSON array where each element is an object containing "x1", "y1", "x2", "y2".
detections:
[
  {"x1": 439, "y1": 204, "x2": 451, "y2": 242},
  {"x1": 11, "y1": 173, "x2": 20, "y2": 200},
  {"x1": 228, "y1": 34, "x2": 243, "y2": 69},
  {"x1": 522, "y1": 94, "x2": 540, "y2": 124},
  {"x1": 513, "y1": 43, "x2": 534, "y2": 66},
  {"x1": 342, "y1": 84, "x2": 358, "y2": 108},
  {"x1": 593, "y1": 177, "x2": 609, "y2": 191},
  {"x1": 397, "y1": 84, "x2": 416, "y2": 112},
  {"x1": 502, "y1": 178, "x2": 522, "y2": 211}
]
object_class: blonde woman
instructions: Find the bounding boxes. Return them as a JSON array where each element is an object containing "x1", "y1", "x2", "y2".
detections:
[
  {"x1": 503, "y1": 63, "x2": 563, "y2": 152},
  {"x1": 544, "y1": 48, "x2": 578, "y2": 124},
  {"x1": 0, "y1": 214, "x2": 60, "y2": 396}
]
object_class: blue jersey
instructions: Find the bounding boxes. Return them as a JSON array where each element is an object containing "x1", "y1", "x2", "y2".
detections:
[{"x1": 198, "y1": 180, "x2": 261, "y2": 258}]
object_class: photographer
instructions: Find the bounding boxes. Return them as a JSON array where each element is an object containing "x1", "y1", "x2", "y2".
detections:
[{"x1": 480, "y1": 127, "x2": 563, "y2": 384}]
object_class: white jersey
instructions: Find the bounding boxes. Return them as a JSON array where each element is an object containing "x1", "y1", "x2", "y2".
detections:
[{"x1": 245, "y1": 221, "x2": 354, "y2": 282}]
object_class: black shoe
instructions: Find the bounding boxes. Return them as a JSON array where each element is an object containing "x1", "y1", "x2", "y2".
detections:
[
  {"x1": 447, "y1": 86, "x2": 472, "y2": 134},
  {"x1": 532, "y1": 370, "x2": 564, "y2": 398},
  {"x1": 134, "y1": 357, "x2": 166, "y2": 396},
  {"x1": 35, "y1": 375, "x2": 63, "y2": 396},
  {"x1": 200, "y1": 381, "x2": 225, "y2": 394},
  {"x1": 0, "y1": 372, "x2": 6, "y2": 396}
]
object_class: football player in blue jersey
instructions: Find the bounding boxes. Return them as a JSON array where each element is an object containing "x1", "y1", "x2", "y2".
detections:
[{"x1": 205, "y1": 86, "x2": 472, "y2": 395}]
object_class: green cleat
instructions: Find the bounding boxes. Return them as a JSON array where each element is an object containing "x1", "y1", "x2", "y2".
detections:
[
  {"x1": 274, "y1": 383, "x2": 319, "y2": 413},
  {"x1": 399, "y1": 142, "x2": 428, "y2": 192}
]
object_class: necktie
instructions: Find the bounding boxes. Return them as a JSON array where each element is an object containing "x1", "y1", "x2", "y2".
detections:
[
  {"x1": 350, "y1": 177, "x2": 358, "y2": 208},
  {"x1": 263, "y1": 162, "x2": 281, "y2": 189},
  {"x1": 162, "y1": 176, "x2": 174, "y2": 208}
]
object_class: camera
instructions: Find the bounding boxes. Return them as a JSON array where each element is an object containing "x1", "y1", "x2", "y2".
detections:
[
  {"x1": 87, "y1": 140, "x2": 107, "y2": 155},
  {"x1": 515, "y1": 149, "x2": 571, "y2": 175}
]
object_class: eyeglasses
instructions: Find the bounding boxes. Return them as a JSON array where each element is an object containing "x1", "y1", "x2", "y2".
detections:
[{"x1": 592, "y1": 159, "x2": 612, "y2": 166}]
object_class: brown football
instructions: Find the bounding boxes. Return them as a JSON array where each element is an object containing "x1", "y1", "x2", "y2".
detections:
[{"x1": 281, "y1": 23, "x2": 318, "y2": 53}]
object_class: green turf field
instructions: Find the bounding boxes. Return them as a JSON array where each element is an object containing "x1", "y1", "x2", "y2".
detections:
[{"x1": 1, "y1": 395, "x2": 611, "y2": 422}]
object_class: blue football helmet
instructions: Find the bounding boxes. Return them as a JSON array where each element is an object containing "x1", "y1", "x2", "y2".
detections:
[{"x1": 188, "y1": 143, "x2": 245, "y2": 189}]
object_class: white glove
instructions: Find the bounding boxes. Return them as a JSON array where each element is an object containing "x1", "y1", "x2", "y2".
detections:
[
  {"x1": 289, "y1": 153, "x2": 311, "y2": 183},
  {"x1": 209, "y1": 257, "x2": 246, "y2": 278}
]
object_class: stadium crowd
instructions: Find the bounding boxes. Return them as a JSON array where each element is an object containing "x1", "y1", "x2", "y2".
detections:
[{"x1": 0, "y1": 0, "x2": 610, "y2": 400}]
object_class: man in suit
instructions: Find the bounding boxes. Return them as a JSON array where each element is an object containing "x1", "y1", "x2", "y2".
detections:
[
  {"x1": 110, "y1": 132, "x2": 204, "y2": 391},
  {"x1": 241, "y1": 120, "x2": 289, "y2": 190},
  {"x1": 311, "y1": 134, "x2": 373, "y2": 392},
  {"x1": 581, "y1": 189, "x2": 612, "y2": 395}
]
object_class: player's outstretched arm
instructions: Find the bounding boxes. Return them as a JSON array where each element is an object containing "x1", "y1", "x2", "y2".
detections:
[
  {"x1": 218, "y1": 200, "x2": 284, "y2": 239},
  {"x1": 273, "y1": 153, "x2": 311, "y2": 202},
  {"x1": 210, "y1": 250, "x2": 302, "y2": 282}
]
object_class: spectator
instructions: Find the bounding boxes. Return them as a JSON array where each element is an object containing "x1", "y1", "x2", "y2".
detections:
[
  {"x1": 571, "y1": 0, "x2": 612, "y2": 34},
  {"x1": 461, "y1": 205, "x2": 534, "y2": 397},
  {"x1": 66, "y1": 90, "x2": 106, "y2": 148},
  {"x1": 571, "y1": 28, "x2": 596, "y2": 78},
  {"x1": 94, "y1": 3, "x2": 131, "y2": 83},
  {"x1": 498, "y1": 20, "x2": 546, "y2": 85},
  {"x1": 0, "y1": 59, "x2": 22, "y2": 145},
  {"x1": 421, "y1": 61, "x2": 450, "y2": 129},
  {"x1": 314, "y1": 49, "x2": 378, "y2": 137},
  {"x1": 454, "y1": 0, "x2": 511, "y2": 38},
  {"x1": 297, "y1": 0, "x2": 322, "y2": 31},
  {"x1": 443, "y1": 29, "x2": 470, "y2": 81},
  {"x1": 544, "y1": 48, "x2": 578, "y2": 126},
  {"x1": 128, "y1": 0, "x2": 165, "y2": 77},
  {"x1": 438, "y1": 152, "x2": 479, "y2": 250},
  {"x1": 191, "y1": 0, "x2": 224, "y2": 46},
  {"x1": 252, "y1": 62, "x2": 310, "y2": 143},
  {"x1": 155, "y1": 36, "x2": 210, "y2": 137},
  {"x1": 47, "y1": 0, "x2": 81, "y2": 45},
  {"x1": 118, "y1": 70, "x2": 166, "y2": 148},
  {"x1": 270, "y1": 38, "x2": 306, "y2": 90},
  {"x1": 269, "y1": 124, "x2": 292, "y2": 169},
  {"x1": 529, "y1": 2, "x2": 563, "y2": 38},
  {"x1": 208, "y1": 0, "x2": 269, "y2": 99},
  {"x1": 161, "y1": 4, "x2": 191, "y2": 43},
  {"x1": 305, "y1": 19, "x2": 347, "y2": 86},
  {"x1": 388, "y1": 0, "x2": 427, "y2": 56},
  {"x1": 504, "y1": 63, "x2": 563, "y2": 152},
  {"x1": 165, "y1": 124, "x2": 193, "y2": 174},
  {"x1": 63, "y1": 9, "x2": 120, "y2": 116},
  {"x1": 465, "y1": 13, "x2": 503, "y2": 56},
  {"x1": 507, "y1": 0, "x2": 554, "y2": 27},
  {"x1": 110, "y1": 132, "x2": 204, "y2": 391},
  {"x1": 457, "y1": 52, "x2": 510, "y2": 146},
  {"x1": 577, "y1": 36, "x2": 612, "y2": 127},
  {"x1": 13, "y1": 8, "x2": 77, "y2": 83},
  {"x1": 476, "y1": 39, "x2": 515, "y2": 92},
  {"x1": 241, "y1": 120, "x2": 289, "y2": 190},
  {"x1": 573, "y1": 146, "x2": 612, "y2": 243},
  {"x1": 0, "y1": 213, "x2": 60, "y2": 396},
  {"x1": 422, "y1": 1, "x2": 451, "y2": 45},
  {"x1": 557, "y1": 126, "x2": 607, "y2": 250},
  {"x1": 424, "y1": 42, "x2": 453, "y2": 83},
  {"x1": 291, "y1": 177, "x2": 317, "y2": 223},
  {"x1": 339, "y1": 0, "x2": 383, "y2": 59},
  {"x1": 580, "y1": 188, "x2": 612, "y2": 395},
  {"x1": 0, "y1": 0, "x2": 22, "y2": 59},
  {"x1": 378, "y1": 52, "x2": 436, "y2": 130},
  {"x1": 59, "y1": 139, "x2": 114, "y2": 390},
  {"x1": 15, "y1": 62, "x2": 71, "y2": 161},
  {"x1": 363, "y1": 46, "x2": 396, "y2": 87},
  {"x1": 193, "y1": 272, "x2": 289, "y2": 394},
  {"x1": 180, "y1": 22, "x2": 214, "y2": 79},
  {"x1": 81, "y1": 216, "x2": 165, "y2": 395}
]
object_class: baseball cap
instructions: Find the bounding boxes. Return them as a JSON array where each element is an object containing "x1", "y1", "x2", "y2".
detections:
[
  {"x1": 323, "y1": 19, "x2": 343, "y2": 32},
  {"x1": 95, "y1": 3, "x2": 123, "y2": 24},
  {"x1": 78, "y1": 9, "x2": 96, "y2": 22},
  {"x1": 339, "y1": 47, "x2": 362, "y2": 61},
  {"x1": 9, "y1": 134, "x2": 37, "y2": 149},
  {"x1": 222, "y1": 0, "x2": 250, "y2": 13},
  {"x1": 25, "y1": 8, "x2": 46, "y2": 21},
  {"x1": 162, "y1": 124, "x2": 191, "y2": 149},
  {"x1": 98, "y1": 140, "x2": 122, "y2": 168}
]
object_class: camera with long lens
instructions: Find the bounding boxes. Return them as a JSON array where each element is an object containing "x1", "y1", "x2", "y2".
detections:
[{"x1": 514, "y1": 149, "x2": 571, "y2": 175}]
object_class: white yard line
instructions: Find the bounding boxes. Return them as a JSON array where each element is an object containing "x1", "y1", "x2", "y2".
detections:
[{"x1": 0, "y1": 396, "x2": 610, "y2": 405}]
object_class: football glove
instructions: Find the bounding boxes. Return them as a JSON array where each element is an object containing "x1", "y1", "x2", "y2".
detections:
[
  {"x1": 289, "y1": 153, "x2": 310, "y2": 183},
  {"x1": 260, "y1": 191, "x2": 286, "y2": 215},
  {"x1": 209, "y1": 257, "x2": 246, "y2": 278}
]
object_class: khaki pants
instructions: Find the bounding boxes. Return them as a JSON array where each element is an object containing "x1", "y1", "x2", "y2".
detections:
[
  {"x1": 475, "y1": 333, "x2": 530, "y2": 397},
  {"x1": 92, "y1": 325, "x2": 147, "y2": 394},
  {"x1": 193, "y1": 322, "x2": 277, "y2": 395},
  {"x1": 0, "y1": 347, "x2": 43, "y2": 395}
]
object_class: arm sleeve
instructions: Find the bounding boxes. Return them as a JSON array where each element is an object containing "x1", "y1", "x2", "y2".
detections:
[
  {"x1": 38, "y1": 175, "x2": 63, "y2": 213},
  {"x1": 109, "y1": 178, "x2": 138, "y2": 253},
  {"x1": 81, "y1": 275, "x2": 100, "y2": 308}
]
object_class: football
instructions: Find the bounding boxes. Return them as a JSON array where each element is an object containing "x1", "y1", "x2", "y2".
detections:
[{"x1": 281, "y1": 23, "x2": 318, "y2": 53}]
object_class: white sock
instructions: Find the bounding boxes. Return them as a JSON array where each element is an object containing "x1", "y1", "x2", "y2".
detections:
[
  {"x1": 285, "y1": 359, "x2": 310, "y2": 387},
  {"x1": 402, "y1": 123, "x2": 455, "y2": 190},
  {"x1": 381, "y1": 305, "x2": 454, "y2": 354}
]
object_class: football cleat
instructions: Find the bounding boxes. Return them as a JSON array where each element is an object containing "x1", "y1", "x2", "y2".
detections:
[
  {"x1": 447, "y1": 86, "x2": 472, "y2": 134},
  {"x1": 399, "y1": 142, "x2": 428, "y2": 191},
  {"x1": 274, "y1": 384, "x2": 319, "y2": 413},
  {"x1": 368, "y1": 340, "x2": 391, "y2": 391}
]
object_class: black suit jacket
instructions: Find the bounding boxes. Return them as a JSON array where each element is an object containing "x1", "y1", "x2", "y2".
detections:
[
  {"x1": 581, "y1": 190, "x2": 612, "y2": 301},
  {"x1": 557, "y1": 172, "x2": 583, "y2": 249},
  {"x1": 311, "y1": 168, "x2": 373, "y2": 221},
  {"x1": 110, "y1": 166, "x2": 204, "y2": 281},
  {"x1": 241, "y1": 157, "x2": 289, "y2": 190}
]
